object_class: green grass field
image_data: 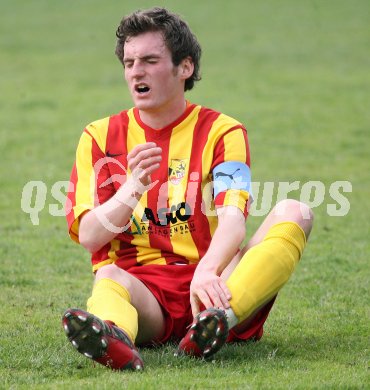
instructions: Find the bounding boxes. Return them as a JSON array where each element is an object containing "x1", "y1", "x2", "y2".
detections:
[{"x1": 1, "y1": 0, "x2": 369, "y2": 388}]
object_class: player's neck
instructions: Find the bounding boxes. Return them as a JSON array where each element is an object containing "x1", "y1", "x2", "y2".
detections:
[{"x1": 138, "y1": 98, "x2": 187, "y2": 130}]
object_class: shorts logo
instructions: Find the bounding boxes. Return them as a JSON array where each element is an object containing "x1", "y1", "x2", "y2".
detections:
[{"x1": 168, "y1": 159, "x2": 188, "y2": 185}]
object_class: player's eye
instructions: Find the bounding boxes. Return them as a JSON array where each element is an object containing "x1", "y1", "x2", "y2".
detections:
[{"x1": 123, "y1": 61, "x2": 133, "y2": 69}]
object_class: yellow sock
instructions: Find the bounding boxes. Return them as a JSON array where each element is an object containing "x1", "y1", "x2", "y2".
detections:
[
  {"x1": 86, "y1": 278, "x2": 138, "y2": 342},
  {"x1": 226, "y1": 222, "x2": 306, "y2": 323}
]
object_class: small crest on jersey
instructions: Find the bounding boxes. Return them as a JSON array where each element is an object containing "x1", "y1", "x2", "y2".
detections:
[{"x1": 168, "y1": 159, "x2": 188, "y2": 185}]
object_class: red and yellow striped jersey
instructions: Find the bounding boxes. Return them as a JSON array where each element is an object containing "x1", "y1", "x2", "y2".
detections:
[{"x1": 66, "y1": 102, "x2": 251, "y2": 272}]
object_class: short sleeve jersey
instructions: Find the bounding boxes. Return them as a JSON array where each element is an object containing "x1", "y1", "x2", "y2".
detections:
[{"x1": 66, "y1": 102, "x2": 251, "y2": 272}]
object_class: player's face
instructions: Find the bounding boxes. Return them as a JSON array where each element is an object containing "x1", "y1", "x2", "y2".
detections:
[{"x1": 123, "y1": 31, "x2": 186, "y2": 116}]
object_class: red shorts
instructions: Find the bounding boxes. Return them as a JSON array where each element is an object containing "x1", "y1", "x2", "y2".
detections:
[{"x1": 127, "y1": 264, "x2": 276, "y2": 344}]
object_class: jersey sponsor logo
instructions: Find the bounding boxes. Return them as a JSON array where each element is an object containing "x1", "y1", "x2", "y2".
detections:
[
  {"x1": 168, "y1": 159, "x2": 188, "y2": 185},
  {"x1": 139, "y1": 220, "x2": 196, "y2": 237},
  {"x1": 125, "y1": 216, "x2": 142, "y2": 235},
  {"x1": 142, "y1": 201, "x2": 192, "y2": 226}
]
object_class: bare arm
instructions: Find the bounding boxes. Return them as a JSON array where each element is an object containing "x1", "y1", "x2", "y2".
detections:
[
  {"x1": 79, "y1": 142, "x2": 162, "y2": 253},
  {"x1": 190, "y1": 206, "x2": 246, "y2": 316}
]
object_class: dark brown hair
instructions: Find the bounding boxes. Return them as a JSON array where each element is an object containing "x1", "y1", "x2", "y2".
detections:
[{"x1": 115, "y1": 7, "x2": 201, "y2": 91}]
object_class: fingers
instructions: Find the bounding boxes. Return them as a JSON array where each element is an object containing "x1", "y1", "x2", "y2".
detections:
[
  {"x1": 190, "y1": 295, "x2": 200, "y2": 318},
  {"x1": 127, "y1": 142, "x2": 162, "y2": 188},
  {"x1": 134, "y1": 159, "x2": 161, "y2": 180},
  {"x1": 190, "y1": 277, "x2": 232, "y2": 318},
  {"x1": 213, "y1": 281, "x2": 231, "y2": 309},
  {"x1": 127, "y1": 142, "x2": 162, "y2": 165},
  {"x1": 127, "y1": 142, "x2": 158, "y2": 158},
  {"x1": 191, "y1": 288, "x2": 213, "y2": 317},
  {"x1": 203, "y1": 280, "x2": 231, "y2": 310},
  {"x1": 127, "y1": 143, "x2": 162, "y2": 169}
]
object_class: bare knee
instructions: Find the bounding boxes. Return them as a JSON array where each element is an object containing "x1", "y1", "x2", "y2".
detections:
[
  {"x1": 273, "y1": 199, "x2": 314, "y2": 239},
  {"x1": 95, "y1": 264, "x2": 133, "y2": 291}
]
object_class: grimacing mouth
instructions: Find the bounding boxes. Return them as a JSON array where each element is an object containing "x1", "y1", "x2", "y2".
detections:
[{"x1": 135, "y1": 84, "x2": 150, "y2": 93}]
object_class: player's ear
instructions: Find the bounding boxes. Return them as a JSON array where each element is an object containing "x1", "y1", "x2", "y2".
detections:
[{"x1": 179, "y1": 57, "x2": 194, "y2": 80}]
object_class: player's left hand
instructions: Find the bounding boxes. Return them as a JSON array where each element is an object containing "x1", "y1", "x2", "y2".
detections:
[{"x1": 190, "y1": 267, "x2": 232, "y2": 317}]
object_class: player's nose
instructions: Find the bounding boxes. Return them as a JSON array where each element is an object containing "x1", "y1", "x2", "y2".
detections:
[{"x1": 131, "y1": 61, "x2": 146, "y2": 78}]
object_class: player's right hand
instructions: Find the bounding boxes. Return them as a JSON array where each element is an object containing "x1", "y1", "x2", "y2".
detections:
[{"x1": 127, "y1": 142, "x2": 162, "y2": 191}]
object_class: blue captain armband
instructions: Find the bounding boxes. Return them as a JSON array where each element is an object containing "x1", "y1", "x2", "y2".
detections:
[
  {"x1": 213, "y1": 162, "x2": 253, "y2": 215},
  {"x1": 213, "y1": 161, "x2": 252, "y2": 197}
]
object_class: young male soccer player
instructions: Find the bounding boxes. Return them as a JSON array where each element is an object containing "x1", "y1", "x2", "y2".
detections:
[{"x1": 62, "y1": 7, "x2": 313, "y2": 371}]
